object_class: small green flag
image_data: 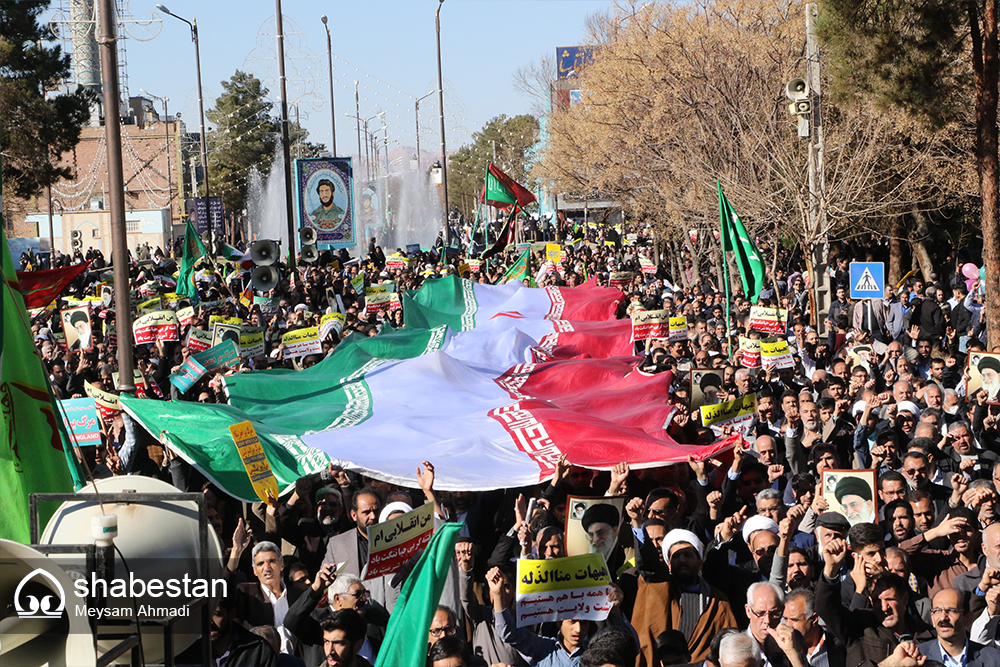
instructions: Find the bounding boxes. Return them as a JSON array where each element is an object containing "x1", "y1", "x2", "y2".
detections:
[
  {"x1": 375, "y1": 523, "x2": 462, "y2": 667},
  {"x1": 501, "y1": 248, "x2": 533, "y2": 286},
  {"x1": 718, "y1": 182, "x2": 765, "y2": 303},
  {"x1": 0, "y1": 225, "x2": 78, "y2": 542},
  {"x1": 177, "y1": 219, "x2": 207, "y2": 300}
]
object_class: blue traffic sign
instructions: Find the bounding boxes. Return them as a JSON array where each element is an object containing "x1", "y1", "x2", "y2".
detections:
[{"x1": 850, "y1": 262, "x2": 885, "y2": 299}]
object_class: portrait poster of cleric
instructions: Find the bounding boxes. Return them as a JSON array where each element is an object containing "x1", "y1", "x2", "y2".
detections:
[
  {"x1": 294, "y1": 157, "x2": 355, "y2": 248},
  {"x1": 822, "y1": 469, "x2": 877, "y2": 526},
  {"x1": 564, "y1": 495, "x2": 626, "y2": 562},
  {"x1": 61, "y1": 306, "x2": 92, "y2": 352},
  {"x1": 966, "y1": 351, "x2": 1000, "y2": 403}
]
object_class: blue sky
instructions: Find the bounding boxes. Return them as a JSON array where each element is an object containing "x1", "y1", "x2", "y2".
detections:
[{"x1": 58, "y1": 0, "x2": 611, "y2": 155}]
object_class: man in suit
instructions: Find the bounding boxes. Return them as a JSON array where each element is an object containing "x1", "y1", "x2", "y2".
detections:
[
  {"x1": 322, "y1": 486, "x2": 382, "y2": 577},
  {"x1": 236, "y1": 541, "x2": 308, "y2": 656},
  {"x1": 919, "y1": 588, "x2": 1000, "y2": 667}
]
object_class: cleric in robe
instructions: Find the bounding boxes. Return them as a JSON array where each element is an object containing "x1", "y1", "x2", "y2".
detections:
[
  {"x1": 309, "y1": 178, "x2": 344, "y2": 224},
  {"x1": 835, "y1": 475, "x2": 876, "y2": 526}
]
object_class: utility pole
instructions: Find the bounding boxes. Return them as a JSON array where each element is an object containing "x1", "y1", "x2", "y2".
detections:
[
  {"x1": 99, "y1": 0, "x2": 135, "y2": 393},
  {"x1": 321, "y1": 15, "x2": 337, "y2": 157},
  {"x1": 435, "y1": 0, "x2": 450, "y2": 262},
  {"x1": 806, "y1": 2, "x2": 830, "y2": 333},
  {"x1": 275, "y1": 0, "x2": 296, "y2": 267},
  {"x1": 355, "y1": 81, "x2": 362, "y2": 178}
]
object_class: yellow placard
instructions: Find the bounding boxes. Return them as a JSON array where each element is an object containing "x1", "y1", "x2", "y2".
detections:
[
  {"x1": 546, "y1": 244, "x2": 562, "y2": 264},
  {"x1": 516, "y1": 553, "x2": 611, "y2": 595},
  {"x1": 136, "y1": 297, "x2": 162, "y2": 315},
  {"x1": 700, "y1": 394, "x2": 757, "y2": 427},
  {"x1": 229, "y1": 420, "x2": 279, "y2": 504},
  {"x1": 209, "y1": 315, "x2": 242, "y2": 328}
]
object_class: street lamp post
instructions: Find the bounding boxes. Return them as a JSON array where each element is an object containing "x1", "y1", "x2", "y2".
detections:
[
  {"x1": 140, "y1": 89, "x2": 173, "y2": 233},
  {"x1": 320, "y1": 15, "x2": 337, "y2": 157},
  {"x1": 156, "y1": 4, "x2": 213, "y2": 250},
  {"x1": 345, "y1": 111, "x2": 385, "y2": 182},
  {"x1": 275, "y1": 0, "x2": 297, "y2": 267},
  {"x1": 414, "y1": 89, "x2": 435, "y2": 172},
  {"x1": 435, "y1": 0, "x2": 450, "y2": 263}
]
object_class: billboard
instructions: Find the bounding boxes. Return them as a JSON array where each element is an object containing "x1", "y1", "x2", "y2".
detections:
[
  {"x1": 556, "y1": 46, "x2": 596, "y2": 79},
  {"x1": 295, "y1": 157, "x2": 356, "y2": 248},
  {"x1": 184, "y1": 196, "x2": 225, "y2": 235}
]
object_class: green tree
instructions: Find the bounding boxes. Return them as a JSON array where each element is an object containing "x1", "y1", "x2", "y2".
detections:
[
  {"x1": 818, "y1": 0, "x2": 999, "y2": 342},
  {"x1": 448, "y1": 114, "x2": 539, "y2": 216},
  {"x1": 206, "y1": 71, "x2": 278, "y2": 218},
  {"x1": 0, "y1": 0, "x2": 91, "y2": 199},
  {"x1": 289, "y1": 120, "x2": 327, "y2": 160}
]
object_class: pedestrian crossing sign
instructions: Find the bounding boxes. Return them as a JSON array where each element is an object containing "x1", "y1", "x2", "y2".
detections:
[{"x1": 850, "y1": 262, "x2": 884, "y2": 299}]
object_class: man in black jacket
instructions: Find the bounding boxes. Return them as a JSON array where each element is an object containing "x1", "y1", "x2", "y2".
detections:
[
  {"x1": 212, "y1": 592, "x2": 278, "y2": 667},
  {"x1": 816, "y1": 535, "x2": 932, "y2": 667}
]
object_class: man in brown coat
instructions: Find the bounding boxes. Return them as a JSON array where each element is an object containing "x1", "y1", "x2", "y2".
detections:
[{"x1": 632, "y1": 529, "x2": 738, "y2": 666}]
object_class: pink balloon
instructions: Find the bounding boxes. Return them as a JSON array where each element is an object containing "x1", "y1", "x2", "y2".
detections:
[{"x1": 963, "y1": 263, "x2": 980, "y2": 279}]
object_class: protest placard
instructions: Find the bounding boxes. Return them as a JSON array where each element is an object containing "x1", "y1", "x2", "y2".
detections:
[
  {"x1": 137, "y1": 297, "x2": 162, "y2": 315},
  {"x1": 133, "y1": 310, "x2": 180, "y2": 345},
  {"x1": 240, "y1": 326, "x2": 265, "y2": 358},
  {"x1": 254, "y1": 296, "x2": 280, "y2": 316},
  {"x1": 212, "y1": 322, "x2": 242, "y2": 354},
  {"x1": 365, "y1": 292, "x2": 394, "y2": 315},
  {"x1": 565, "y1": 496, "x2": 627, "y2": 558},
  {"x1": 700, "y1": 394, "x2": 757, "y2": 433},
  {"x1": 639, "y1": 258, "x2": 656, "y2": 274},
  {"x1": 631, "y1": 309, "x2": 670, "y2": 342},
  {"x1": 350, "y1": 274, "x2": 365, "y2": 293},
  {"x1": 366, "y1": 283, "x2": 396, "y2": 296},
  {"x1": 406, "y1": 243, "x2": 421, "y2": 256},
  {"x1": 467, "y1": 259, "x2": 481, "y2": 273},
  {"x1": 515, "y1": 554, "x2": 614, "y2": 628},
  {"x1": 320, "y1": 313, "x2": 345, "y2": 341},
  {"x1": 748, "y1": 306, "x2": 787, "y2": 335},
  {"x1": 385, "y1": 254, "x2": 406, "y2": 270},
  {"x1": 192, "y1": 340, "x2": 240, "y2": 373},
  {"x1": 608, "y1": 272, "x2": 633, "y2": 291},
  {"x1": 668, "y1": 316, "x2": 687, "y2": 342},
  {"x1": 366, "y1": 503, "x2": 435, "y2": 580},
  {"x1": 546, "y1": 244, "x2": 562, "y2": 264},
  {"x1": 739, "y1": 337, "x2": 761, "y2": 368},
  {"x1": 209, "y1": 315, "x2": 243, "y2": 328},
  {"x1": 821, "y1": 469, "x2": 878, "y2": 526},
  {"x1": 761, "y1": 337, "x2": 794, "y2": 369},
  {"x1": 282, "y1": 327, "x2": 322, "y2": 359},
  {"x1": 169, "y1": 356, "x2": 208, "y2": 393},
  {"x1": 85, "y1": 382, "x2": 120, "y2": 424},
  {"x1": 176, "y1": 306, "x2": 195, "y2": 328},
  {"x1": 57, "y1": 398, "x2": 101, "y2": 445},
  {"x1": 186, "y1": 327, "x2": 213, "y2": 353},
  {"x1": 61, "y1": 306, "x2": 93, "y2": 351},
  {"x1": 229, "y1": 421, "x2": 279, "y2": 504},
  {"x1": 161, "y1": 292, "x2": 183, "y2": 309}
]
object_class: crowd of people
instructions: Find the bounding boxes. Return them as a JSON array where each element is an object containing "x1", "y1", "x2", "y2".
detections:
[{"x1": 20, "y1": 219, "x2": 1000, "y2": 667}]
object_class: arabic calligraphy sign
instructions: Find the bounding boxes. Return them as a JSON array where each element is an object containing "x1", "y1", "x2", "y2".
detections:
[
  {"x1": 58, "y1": 398, "x2": 101, "y2": 445},
  {"x1": 366, "y1": 503, "x2": 435, "y2": 580},
  {"x1": 515, "y1": 553, "x2": 614, "y2": 628},
  {"x1": 229, "y1": 420, "x2": 279, "y2": 504}
]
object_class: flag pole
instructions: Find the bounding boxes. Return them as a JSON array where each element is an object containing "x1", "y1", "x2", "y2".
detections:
[{"x1": 718, "y1": 180, "x2": 733, "y2": 360}]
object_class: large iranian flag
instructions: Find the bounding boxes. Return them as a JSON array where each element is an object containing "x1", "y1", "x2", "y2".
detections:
[{"x1": 122, "y1": 278, "x2": 735, "y2": 501}]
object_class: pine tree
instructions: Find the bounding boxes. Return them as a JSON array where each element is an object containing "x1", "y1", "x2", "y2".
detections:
[{"x1": 0, "y1": 0, "x2": 92, "y2": 199}]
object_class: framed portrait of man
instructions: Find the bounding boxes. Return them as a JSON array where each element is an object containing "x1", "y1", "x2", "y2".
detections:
[
  {"x1": 294, "y1": 157, "x2": 355, "y2": 248},
  {"x1": 564, "y1": 495, "x2": 626, "y2": 561},
  {"x1": 61, "y1": 306, "x2": 93, "y2": 352},
  {"x1": 822, "y1": 469, "x2": 877, "y2": 526},
  {"x1": 967, "y1": 351, "x2": 1000, "y2": 404},
  {"x1": 690, "y1": 368, "x2": 725, "y2": 412}
]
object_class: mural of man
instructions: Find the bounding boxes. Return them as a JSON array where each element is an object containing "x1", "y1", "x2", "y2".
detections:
[{"x1": 310, "y1": 179, "x2": 344, "y2": 223}]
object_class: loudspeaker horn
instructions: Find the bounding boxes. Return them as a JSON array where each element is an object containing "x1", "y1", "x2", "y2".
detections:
[
  {"x1": 251, "y1": 265, "x2": 281, "y2": 291},
  {"x1": 785, "y1": 78, "x2": 808, "y2": 101},
  {"x1": 299, "y1": 227, "x2": 318, "y2": 246},
  {"x1": 300, "y1": 246, "x2": 319, "y2": 264},
  {"x1": 250, "y1": 240, "x2": 280, "y2": 266}
]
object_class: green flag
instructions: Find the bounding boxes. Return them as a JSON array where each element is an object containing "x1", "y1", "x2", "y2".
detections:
[
  {"x1": 0, "y1": 226, "x2": 77, "y2": 542},
  {"x1": 375, "y1": 523, "x2": 462, "y2": 667},
  {"x1": 501, "y1": 248, "x2": 534, "y2": 286},
  {"x1": 718, "y1": 182, "x2": 765, "y2": 303},
  {"x1": 177, "y1": 219, "x2": 207, "y2": 300}
]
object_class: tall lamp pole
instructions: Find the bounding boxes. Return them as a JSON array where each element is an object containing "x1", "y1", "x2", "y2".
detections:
[
  {"x1": 435, "y1": 0, "x2": 450, "y2": 263},
  {"x1": 140, "y1": 89, "x2": 173, "y2": 232},
  {"x1": 156, "y1": 4, "x2": 213, "y2": 249},
  {"x1": 100, "y1": 0, "x2": 134, "y2": 392},
  {"x1": 414, "y1": 89, "x2": 435, "y2": 172},
  {"x1": 320, "y1": 15, "x2": 337, "y2": 157},
  {"x1": 275, "y1": 0, "x2": 297, "y2": 267}
]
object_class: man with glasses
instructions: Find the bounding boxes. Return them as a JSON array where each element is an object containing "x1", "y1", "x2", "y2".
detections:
[
  {"x1": 428, "y1": 605, "x2": 459, "y2": 646},
  {"x1": 744, "y1": 582, "x2": 797, "y2": 667},
  {"x1": 920, "y1": 588, "x2": 1000, "y2": 666},
  {"x1": 942, "y1": 422, "x2": 998, "y2": 481}
]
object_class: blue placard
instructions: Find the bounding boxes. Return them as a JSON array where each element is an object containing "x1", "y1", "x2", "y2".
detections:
[
  {"x1": 850, "y1": 262, "x2": 885, "y2": 299},
  {"x1": 58, "y1": 398, "x2": 102, "y2": 446}
]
